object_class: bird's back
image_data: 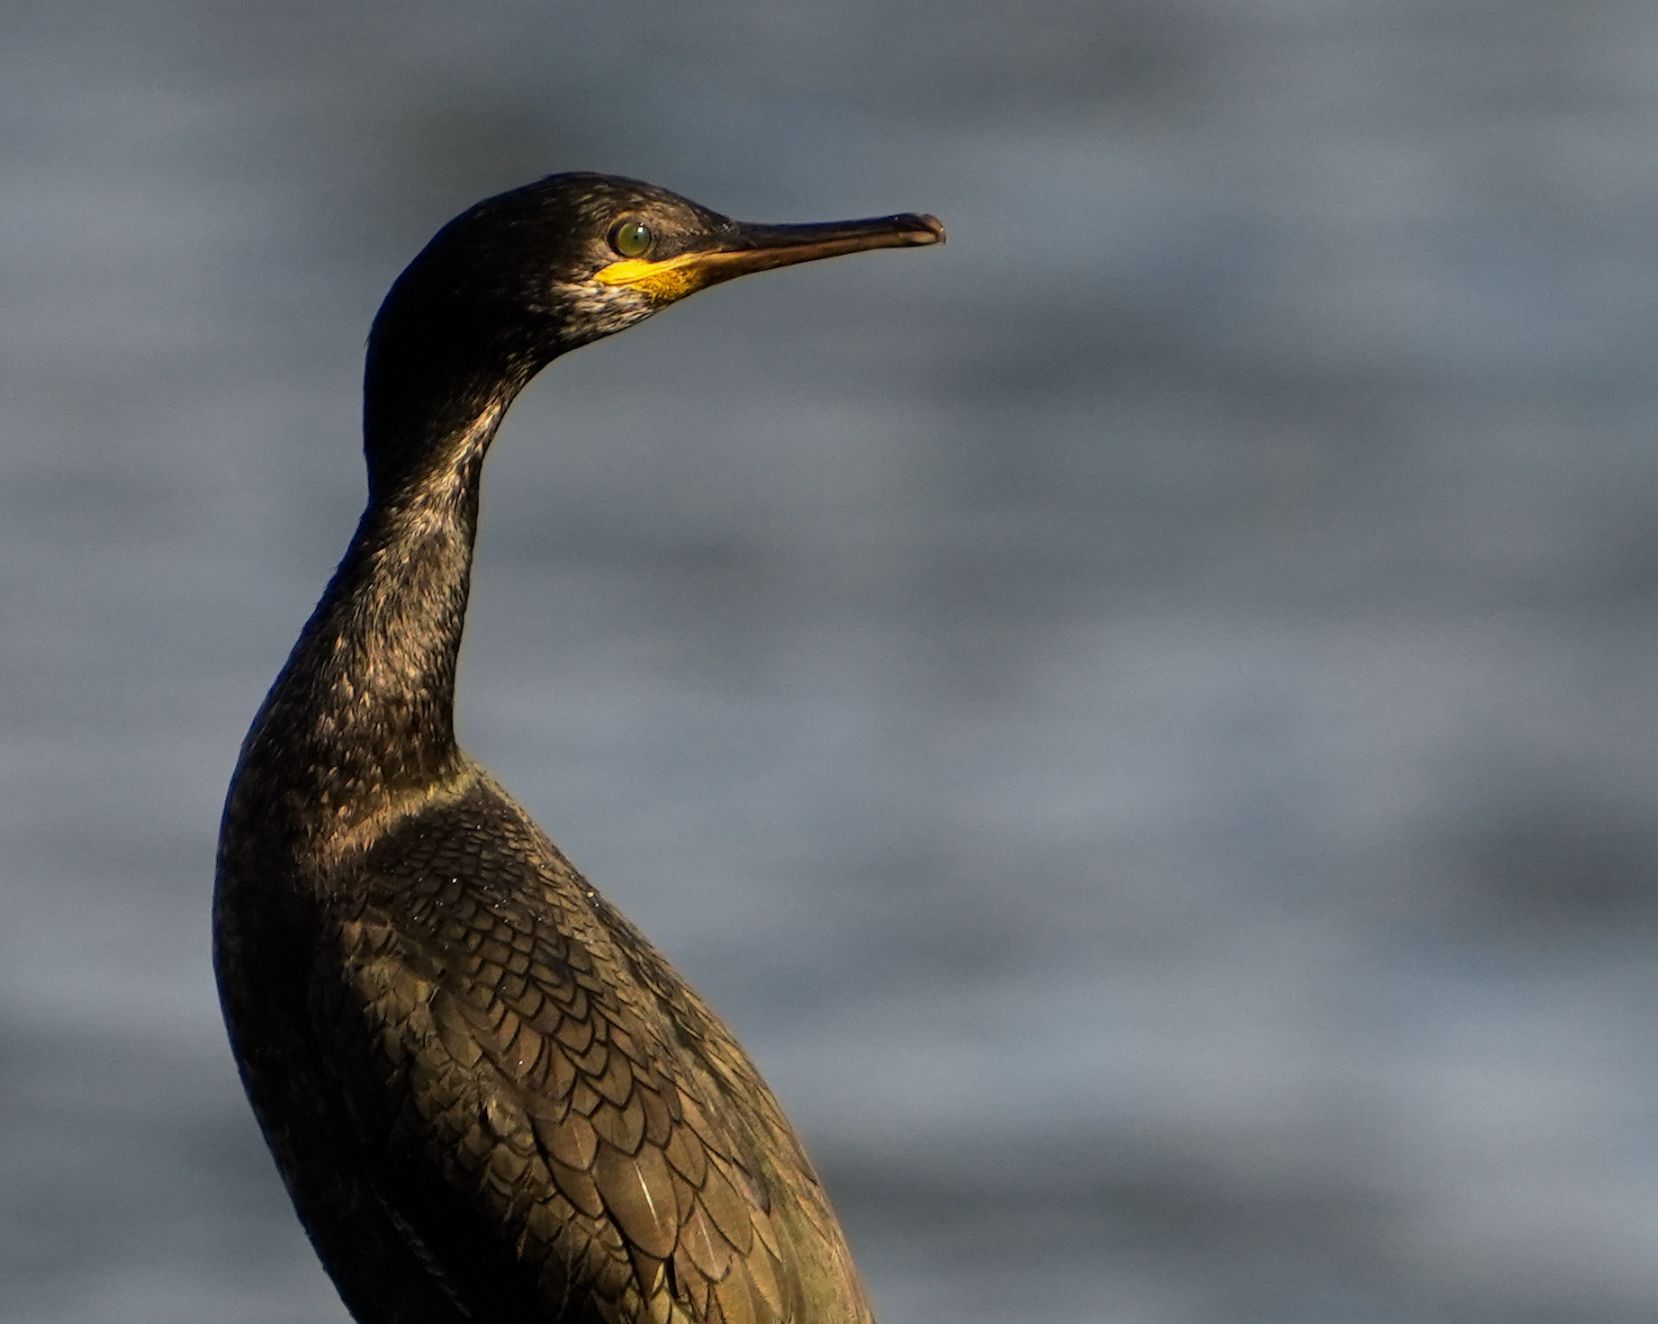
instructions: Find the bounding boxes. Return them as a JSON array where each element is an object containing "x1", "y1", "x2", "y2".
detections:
[{"x1": 216, "y1": 763, "x2": 874, "y2": 1324}]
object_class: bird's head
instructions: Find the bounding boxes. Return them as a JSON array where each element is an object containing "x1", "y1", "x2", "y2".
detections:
[
  {"x1": 378, "y1": 172, "x2": 943, "y2": 357},
  {"x1": 364, "y1": 172, "x2": 943, "y2": 495}
]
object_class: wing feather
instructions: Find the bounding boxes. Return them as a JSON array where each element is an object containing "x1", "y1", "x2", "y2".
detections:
[{"x1": 307, "y1": 783, "x2": 867, "y2": 1322}]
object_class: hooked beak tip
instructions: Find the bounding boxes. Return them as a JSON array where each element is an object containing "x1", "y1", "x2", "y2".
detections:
[{"x1": 909, "y1": 213, "x2": 947, "y2": 245}]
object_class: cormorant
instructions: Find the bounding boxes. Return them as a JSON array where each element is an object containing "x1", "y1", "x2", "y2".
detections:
[{"x1": 213, "y1": 173, "x2": 943, "y2": 1323}]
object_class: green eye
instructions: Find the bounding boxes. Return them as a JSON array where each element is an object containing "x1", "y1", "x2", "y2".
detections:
[{"x1": 609, "y1": 218, "x2": 654, "y2": 258}]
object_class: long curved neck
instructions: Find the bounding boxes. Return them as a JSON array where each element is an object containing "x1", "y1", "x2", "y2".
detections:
[
  {"x1": 240, "y1": 395, "x2": 509, "y2": 842},
  {"x1": 230, "y1": 261, "x2": 565, "y2": 860}
]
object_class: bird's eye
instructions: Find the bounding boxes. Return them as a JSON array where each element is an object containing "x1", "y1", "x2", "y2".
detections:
[{"x1": 609, "y1": 218, "x2": 654, "y2": 259}]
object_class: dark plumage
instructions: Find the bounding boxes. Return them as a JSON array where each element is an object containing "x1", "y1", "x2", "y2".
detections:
[{"x1": 213, "y1": 173, "x2": 943, "y2": 1323}]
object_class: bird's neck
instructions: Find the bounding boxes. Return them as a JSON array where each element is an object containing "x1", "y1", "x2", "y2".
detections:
[{"x1": 241, "y1": 399, "x2": 507, "y2": 841}]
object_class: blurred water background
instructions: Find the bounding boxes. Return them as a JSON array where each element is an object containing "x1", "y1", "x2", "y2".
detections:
[{"x1": 3, "y1": 3, "x2": 1657, "y2": 1321}]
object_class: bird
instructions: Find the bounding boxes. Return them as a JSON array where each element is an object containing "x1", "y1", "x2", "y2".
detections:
[{"x1": 213, "y1": 172, "x2": 944, "y2": 1324}]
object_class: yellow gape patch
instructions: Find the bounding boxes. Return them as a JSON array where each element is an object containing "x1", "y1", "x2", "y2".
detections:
[{"x1": 593, "y1": 251, "x2": 718, "y2": 303}]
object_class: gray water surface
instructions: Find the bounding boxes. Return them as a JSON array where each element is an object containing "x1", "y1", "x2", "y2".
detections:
[{"x1": 3, "y1": 4, "x2": 1656, "y2": 1322}]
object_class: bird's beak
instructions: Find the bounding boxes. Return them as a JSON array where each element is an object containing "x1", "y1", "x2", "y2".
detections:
[{"x1": 594, "y1": 212, "x2": 946, "y2": 303}]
